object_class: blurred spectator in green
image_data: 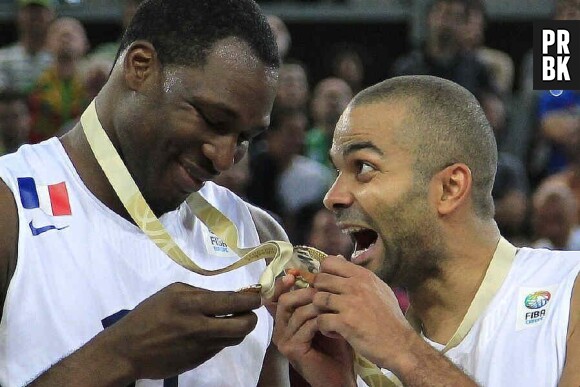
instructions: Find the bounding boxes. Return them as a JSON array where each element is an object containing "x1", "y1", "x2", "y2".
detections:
[
  {"x1": 0, "y1": 0, "x2": 55, "y2": 94},
  {"x1": 305, "y1": 77, "x2": 352, "y2": 168},
  {"x1": 28, "y1": 17, "x2": 90, "y2": 143}
]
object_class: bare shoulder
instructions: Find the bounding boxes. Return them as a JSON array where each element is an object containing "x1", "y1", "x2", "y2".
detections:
[
  {"x1": 245, "y1": 202, "x2": 288, "y2": 244},
  {"x1": 0, "y1": 178, "x2": 19, "y2": 313}
]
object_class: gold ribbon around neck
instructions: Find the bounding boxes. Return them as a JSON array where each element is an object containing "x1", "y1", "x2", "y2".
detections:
[
  {"x1": 79, "y1": 100, "x2": 389, "y2": 386},
  {"x1": 405, "y1": 237, "x2": 517, "y2": 354}
]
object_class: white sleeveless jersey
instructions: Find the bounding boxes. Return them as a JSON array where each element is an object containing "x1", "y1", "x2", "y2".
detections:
[
  {"x1": 0, "y1": 139, "x2": 273, "y2": 387},
  {"x1": 362, "y1": 247, "x2": 580, "y2": 387}
]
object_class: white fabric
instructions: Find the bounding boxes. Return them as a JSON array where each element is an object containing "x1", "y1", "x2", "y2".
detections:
[
  {"x1": 0, "y1": 138, "x2": 272, "y2": 387},
  {"x1": 277, "y1": 155, "x2": 333, "y2": 213},
  {"x1": 358, "y1": 246, "x2": 580, "y2": 387}
]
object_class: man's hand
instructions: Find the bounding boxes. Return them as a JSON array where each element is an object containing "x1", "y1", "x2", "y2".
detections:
[
  {"x1": 29, "y1": 282, "x2": 263, "y2": 385},
  {"x1": 273, "y1": 283, "x2": 356, "y2": 387},
  {"x1": 312, "y1": 255, "x2": 416, "y2": 372}
]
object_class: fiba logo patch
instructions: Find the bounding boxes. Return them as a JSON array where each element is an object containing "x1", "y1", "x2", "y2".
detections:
[
  {"x1": 201, "y1": 227, "x2": 236, "y2": 257},
  {"x1": 517, "y1": 286, "x2": 558, "y2": 331},
  {"x1": 524, "y1": 290, "x2": 551, "y2": 309},
  {"x1": 533, "y1": 21, "x2": 580, "y2": 90}
]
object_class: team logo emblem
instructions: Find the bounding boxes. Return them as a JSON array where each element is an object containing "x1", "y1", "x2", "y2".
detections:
[
  {"x1": 517, "y1": 286, "x2": 558, "y2": 331},
  {"x1": 524, "y1": 290, "x2": 551, "y2": 309}
]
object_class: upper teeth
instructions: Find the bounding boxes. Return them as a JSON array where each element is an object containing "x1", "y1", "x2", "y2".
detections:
[{"x1": 341, "y1": 227, "x2": 366, "y2": 235}]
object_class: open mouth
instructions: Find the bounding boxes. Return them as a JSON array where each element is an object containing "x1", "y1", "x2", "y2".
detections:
[{"x1": 346, "y1": 227, "x2": 379, "y2": 262}]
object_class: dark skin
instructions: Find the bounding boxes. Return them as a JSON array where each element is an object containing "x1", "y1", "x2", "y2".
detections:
[{"x1": 0, "y1": 37, "x2": 289, "y2": 386}]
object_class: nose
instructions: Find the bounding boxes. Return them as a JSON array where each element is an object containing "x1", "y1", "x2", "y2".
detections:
[
  {"x1": 323, "y1": 174, "x2": 354, "y2": 212},
  {"x1": 202, "y1": 135, "x2": 239, "y2": 173}
]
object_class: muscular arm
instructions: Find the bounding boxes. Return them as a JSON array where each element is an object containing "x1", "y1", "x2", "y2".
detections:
[
  {"x1": 247, "y1": 203, "x2": 291, "y2": 387},
  {"x1": 0, "y1": 178, "x2": 18, "y2": 315},
  {"x1": 559, "y1": 273, "x2": 580, "y2": 387}
]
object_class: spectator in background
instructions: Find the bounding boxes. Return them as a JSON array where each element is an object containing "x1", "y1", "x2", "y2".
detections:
[
  {"x1": 392, "y1": 0, "x2": 493, "y2": 96},
  {"x1": 513, "y1": 0, "x2": 580, "y2": 185},
  {"x1": 248, "y1": 107, "x2": 333, "y2": 240},
  {"x1": 540, "y1": 115, "x2": 580, "y2": 225},
  {"x1": 89, "y1": 0, "x2": 143, "y2": 64},
  {"x1": 28, "y1": 17, "x2": 90, "y2": 143},
  {"x1": 536, "y1": 89, "x2": 580, "y2": 177},
  {"x1": 532, "y1": 181, "x2": 580, "y2": 251},
  {"x1": 81, "y1": 56, "x2": 113, "y2": 101},
  {"x1": 479, "y1": 91, "x2": 529, "y2": 245},
  {"x1": 0, "y1": 0, "x2": 55, "y2": 94},
  {"x1": 330, "y1": 44, "x2": 365, "y2": 94},
  {"x1": 305, "y1": 77, "x2": 352, "y2": 168},
  {"x1": 267, "y1": 15, "x2": 291, "y2": 62},
  {"x1": 306, "y1": 206, "x2": 352, "y2": 257},
  {"x1": 461, "y1": 0, "x2": 514, "y2": 96},
  {"x1": 275, "y1": 61, "x2": 310, "y2": 111},
  {"x1": 0, "y1": 91, "x2": 31, "y2": 155}
]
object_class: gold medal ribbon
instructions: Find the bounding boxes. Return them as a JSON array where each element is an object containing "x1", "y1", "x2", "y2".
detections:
[{"x1": 80, "y1": 100, "x2": 389, "y2": 386}]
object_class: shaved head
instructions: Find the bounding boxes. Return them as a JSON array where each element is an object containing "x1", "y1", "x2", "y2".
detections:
[{"x1": 351, "y1": 75, "x2": 497, "y2": 218}]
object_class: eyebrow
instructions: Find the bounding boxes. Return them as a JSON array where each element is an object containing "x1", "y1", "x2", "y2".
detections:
[
  {"x1": 328, "y1": 140, "x2": 385, "y2": 170},
  {"x1": 342, "y1": 141, "x2": 385, "y2": 157}
]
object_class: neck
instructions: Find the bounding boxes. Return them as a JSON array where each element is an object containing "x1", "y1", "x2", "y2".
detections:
[
  {"x1": 60, "y1": 94, "x2": 132, "y2": 221},
  {"x1": 408, "y1": 219, "x2": 500, "y2": 344}
]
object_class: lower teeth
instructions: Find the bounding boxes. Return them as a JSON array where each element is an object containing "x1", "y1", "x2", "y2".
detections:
[{"x1": 351, "y1": 243, "x2": 375, "y2": 259}]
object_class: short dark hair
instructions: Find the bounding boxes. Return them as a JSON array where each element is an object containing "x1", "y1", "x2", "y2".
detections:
[
  {"x1": 353, "y1": 75, "x2": 497, "y2": 219},
  {"x1": 117, "y1": 0, "x2": 279, "y2": 69}
]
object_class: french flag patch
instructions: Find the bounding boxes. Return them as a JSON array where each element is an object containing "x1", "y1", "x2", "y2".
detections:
[{"x1": 18, "y1": 177, "x2": 72, "y2": 216}]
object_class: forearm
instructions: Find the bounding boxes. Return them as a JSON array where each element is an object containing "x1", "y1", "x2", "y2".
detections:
[
  {"x1": 28, "y1": 332, "x2": 135, "y2": 387},
  {"x1": 387, "y1": 336, "x2": 478, "y2": 387},
  {"x1": 258, "y1": 344, "x2": 290, "y2": 387}
]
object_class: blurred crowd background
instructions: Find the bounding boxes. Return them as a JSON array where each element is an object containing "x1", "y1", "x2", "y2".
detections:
[{"x1": 1, "y1": 0, "x2": 580, "y2": 276}]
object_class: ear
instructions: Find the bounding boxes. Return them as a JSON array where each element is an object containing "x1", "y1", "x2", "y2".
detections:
[
  {"x1": 433, "y1": 163, "x2": 472, "y2": 216},
  {"x1": 122, "y1": 41, "x2": 159, "y2": 91}
]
